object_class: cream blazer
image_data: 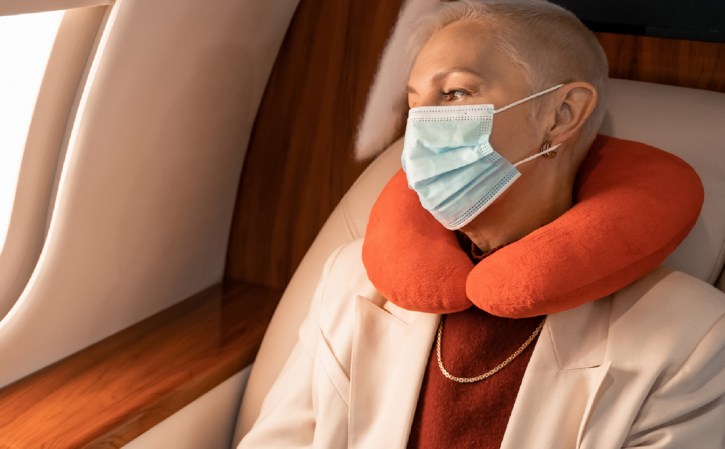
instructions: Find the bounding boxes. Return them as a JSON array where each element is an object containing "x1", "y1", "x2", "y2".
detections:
[{"x1": 239, "y1": 240, "x2": 725, "y2": 449}]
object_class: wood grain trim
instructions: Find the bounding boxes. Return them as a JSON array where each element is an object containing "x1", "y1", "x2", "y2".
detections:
[
  {"x1": 596, "y1": 32, "x2": 725, "y2": 92},
  {"x1": 0, "y1": 282, "x2": 281, "y2": 448},
  {"x1": 224, "y1": 0, "x2": 406, "y2": 289}
]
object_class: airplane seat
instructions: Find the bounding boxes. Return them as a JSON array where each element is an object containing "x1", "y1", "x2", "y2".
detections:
[{"x1": 231, "y1": 77, "x2": 725, "y2": 445}]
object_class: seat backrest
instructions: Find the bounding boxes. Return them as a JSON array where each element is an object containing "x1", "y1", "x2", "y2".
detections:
[{"x1": 233, "y1": 78, "x2": 725, "y2": 441}]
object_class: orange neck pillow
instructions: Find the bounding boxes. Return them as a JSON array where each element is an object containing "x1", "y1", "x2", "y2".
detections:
[{"x1": 362, "y1": 135, "x2": 704, "y2": 318}]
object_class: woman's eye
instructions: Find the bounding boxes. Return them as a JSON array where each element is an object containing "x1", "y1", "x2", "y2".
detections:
[{"x1": 442, "y1": 89, "x2": 468, "y2": 100}]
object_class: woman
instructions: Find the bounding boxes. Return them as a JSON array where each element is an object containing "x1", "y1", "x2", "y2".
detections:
[{"x1": 239, "y1": 1, "x2": 724, "y2": 448}]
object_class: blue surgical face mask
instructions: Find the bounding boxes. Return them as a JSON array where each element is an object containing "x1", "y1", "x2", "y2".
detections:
[{"x1": 401, "y1": 84, "x2": 563, "y2": 230}]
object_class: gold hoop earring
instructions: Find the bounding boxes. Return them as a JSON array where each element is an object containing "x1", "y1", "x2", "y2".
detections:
[{"x1": 541, "y1": 140, "x2": 557, "y2": 158}]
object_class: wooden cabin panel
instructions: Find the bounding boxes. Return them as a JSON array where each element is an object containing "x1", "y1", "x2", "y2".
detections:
[
  {"x1": 225, "y1": 0, "x2": 406, "y2": 288},
  {"x1": 597, "y1": 32, "x2": 725, "y2": 92},
  {"x1": 0, "y1": 281, "x2": 280, "y2": 447}
]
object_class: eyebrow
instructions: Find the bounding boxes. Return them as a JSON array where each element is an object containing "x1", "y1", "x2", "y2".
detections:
[{"x1": 407, "y1": 68, "x2": 484, "y2": 94}]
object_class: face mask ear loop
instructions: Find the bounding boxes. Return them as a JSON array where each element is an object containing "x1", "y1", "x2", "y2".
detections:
[
  {"x1": 493, "y1": 84, "x2": 565, "y2": 114},
  {"x1": 514, "y1": 143, "x2": 562, "y2": 167}
]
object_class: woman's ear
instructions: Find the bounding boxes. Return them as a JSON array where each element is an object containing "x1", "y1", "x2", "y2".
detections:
[{"x1": 548, "y1": 81, "x2": 597, "y2": 143}]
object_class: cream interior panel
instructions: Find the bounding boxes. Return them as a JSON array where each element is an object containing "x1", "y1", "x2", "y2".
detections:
[
  {"x1": 0, "y1": 0, "x2": 112, "y2": 15},
  {"x1": 0, "y1": 7, "x2": 106, "y2": 319},
  {"x1": 0, "y1": 0, "x2": 299, "y2": 388}
]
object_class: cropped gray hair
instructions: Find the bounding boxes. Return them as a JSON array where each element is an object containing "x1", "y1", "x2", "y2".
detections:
[{"x1": 407, "y1": 0, "x2": 609, "y2": 155}]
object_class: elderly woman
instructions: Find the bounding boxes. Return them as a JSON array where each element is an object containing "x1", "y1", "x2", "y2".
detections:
[{"x1": 239, "y1": 1, "x2": 725, "y2": 448}]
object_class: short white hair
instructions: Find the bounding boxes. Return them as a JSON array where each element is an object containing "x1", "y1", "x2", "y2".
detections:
[{"x1": 407, "y1": 0, "x2": 609, "y2": 155}]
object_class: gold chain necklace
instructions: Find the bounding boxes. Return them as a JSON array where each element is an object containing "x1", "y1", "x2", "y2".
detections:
[{"x1": 436, "y1": 317, "x2": 545, "y2": 384}]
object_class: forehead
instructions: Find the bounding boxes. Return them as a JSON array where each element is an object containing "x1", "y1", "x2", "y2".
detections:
[{"x1": 408, "y1": 20, "x2": 520, "y2": 86}]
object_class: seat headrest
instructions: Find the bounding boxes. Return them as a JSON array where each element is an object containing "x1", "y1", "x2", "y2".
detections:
[{"x1": 601, "y1": 79, "x2": 725, "y2": 284}]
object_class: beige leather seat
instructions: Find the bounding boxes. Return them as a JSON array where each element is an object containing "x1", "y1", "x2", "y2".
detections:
[{"x1": 232, "y1": 78, "x2": 725, "y2": 444}]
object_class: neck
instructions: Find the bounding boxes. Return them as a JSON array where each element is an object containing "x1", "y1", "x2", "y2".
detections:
[{"x1": 461, "y1": 185, "x2": 573, "y2": 252}]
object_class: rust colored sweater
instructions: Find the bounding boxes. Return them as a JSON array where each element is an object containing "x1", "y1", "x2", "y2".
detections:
[{"x1": 407, "y1": 235, "x2": 542, "y2": 449}]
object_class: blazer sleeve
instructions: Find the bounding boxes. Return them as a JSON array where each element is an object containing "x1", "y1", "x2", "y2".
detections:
[
  {"x1": 237, "y1": 339, "x2": 316, "y2": 449},
  {"x1": 623, "y1": 312, "x2": 725, "y2": 449},
  {"x1": 237, "y1": 244, "x2": 348, "y2": 449}
]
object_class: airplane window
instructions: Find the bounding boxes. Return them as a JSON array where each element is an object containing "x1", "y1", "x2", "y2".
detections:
[{"x1": 0, "y1": 10, "x2": 64, "y2": 251}]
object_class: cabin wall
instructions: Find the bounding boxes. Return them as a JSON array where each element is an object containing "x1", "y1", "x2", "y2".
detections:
[
  {"x1": 0, "y1": 0, "x2": 298, "y2": 388},
  {"x1": 224, "y1": 1, "x2": 725, "y2": 292},
  {"x1": 0, "y1": 7, "x2": 106, "y2": 321}
]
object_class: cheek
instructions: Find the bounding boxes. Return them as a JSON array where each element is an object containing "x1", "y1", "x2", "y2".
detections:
[{"x1": 489, "y1": 109, "x2": 537, "y2": 163}]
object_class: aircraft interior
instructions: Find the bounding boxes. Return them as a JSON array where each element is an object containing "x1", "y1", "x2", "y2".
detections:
[{"x1": 0, "y1": 0, "x2": 723, "y2": 447}]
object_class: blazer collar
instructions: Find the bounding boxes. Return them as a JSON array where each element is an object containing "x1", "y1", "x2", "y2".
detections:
[
  {"x1": 502, "y1": 297, "x2": 614, "y2": 449},
  {"x1": 545, "y1": 296, "x2": 611, "y2": 369},
  {"x1": 347, "y1": 293, "x2": 613, "y2": 449}
]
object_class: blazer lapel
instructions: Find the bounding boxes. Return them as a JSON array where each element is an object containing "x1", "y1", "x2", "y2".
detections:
[
  {"x1": 348, "y1": 295, "x2": 439, "y2": 449},
  {"x1": 501, "y1": 298, "x2": 613, "y2": 449}
]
